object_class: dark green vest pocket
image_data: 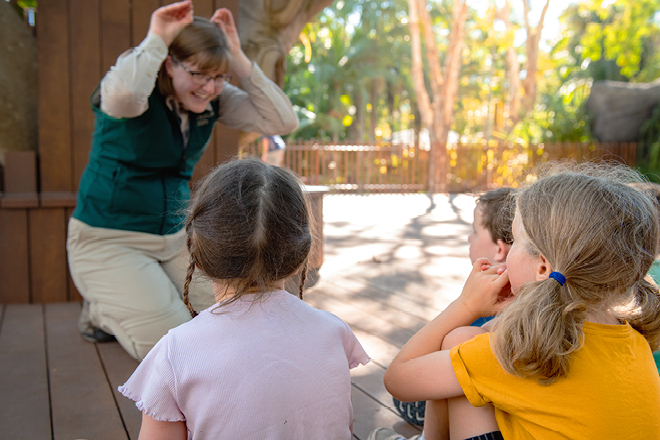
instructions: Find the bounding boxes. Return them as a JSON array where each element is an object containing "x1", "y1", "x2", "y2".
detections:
[{"x1": 110, "y1": 166, "x2": 164, "y2": 217}]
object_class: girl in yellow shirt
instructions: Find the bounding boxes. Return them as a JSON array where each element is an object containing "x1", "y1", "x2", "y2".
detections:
[{"x1": 377, "y1": 162, "x2": 660, "y2": 440}]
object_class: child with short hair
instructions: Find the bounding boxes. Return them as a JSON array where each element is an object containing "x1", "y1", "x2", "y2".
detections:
[
  {"x1": 466, "y1": 187, "x2": 514, "y2": 327},
  {"x1": 119, "y1": 158, "x2": 369, "y2": 439},
  {"x1": 393, "y1": 187, "x2": 515, "y2": 429},
  {"x1": 377, "y1": 162, "x2": 660, "y2": 439},
  {"x1": 467, "y1": 187, "x2": 514, "y2": 268}
]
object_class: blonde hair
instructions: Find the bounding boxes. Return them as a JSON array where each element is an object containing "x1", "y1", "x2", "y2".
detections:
[
  {"x1": 492, "y1": 161, "x2": 660, "y2": 385},
  {"x1": 157, "y1": 16, "x2": 231, "y2": 97},
  {"x1": 182, "y1": 158, "x2": 313, "y2": 317}
]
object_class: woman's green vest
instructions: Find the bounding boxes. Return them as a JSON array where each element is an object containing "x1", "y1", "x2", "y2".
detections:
[{"x1": 72, "y1": 88, "x2": 220, "y2": 235}]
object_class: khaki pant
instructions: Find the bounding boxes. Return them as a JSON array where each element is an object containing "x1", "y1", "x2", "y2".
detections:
[{"x1": 67, "y1": 218, "x2": 215, "y2": 360}]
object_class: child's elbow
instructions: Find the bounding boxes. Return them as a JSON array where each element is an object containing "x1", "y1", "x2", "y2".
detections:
[
  {"x1": 383, "y1": 367, "x2": 395, "y2": 394},
  {"x1": 383, "y1": 365, "x2": 407, "y2": 401}
]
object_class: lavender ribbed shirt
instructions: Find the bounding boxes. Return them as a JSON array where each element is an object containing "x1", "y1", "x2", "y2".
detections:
[{"x1": 119, "y1": 290, "x2": 370, "y2": 439}]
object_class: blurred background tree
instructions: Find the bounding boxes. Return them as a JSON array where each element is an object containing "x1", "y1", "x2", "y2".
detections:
[
  {"x1": 521, "y1": 0, "x2": 660, "y2": 143},
  {"x1": 285, "y1": 0, "x2": 413, "y2": 142},
  {"x1": 284, "y1": 0, "x2": 660, "y2": 150}
]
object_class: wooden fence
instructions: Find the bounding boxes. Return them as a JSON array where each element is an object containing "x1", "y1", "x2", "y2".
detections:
[
  {"x1": 242, "y1": 141, "x2": 431, "y2": 193},
  {"x1": 241, "y1": 141, "x2": 638, "y2": 193}
]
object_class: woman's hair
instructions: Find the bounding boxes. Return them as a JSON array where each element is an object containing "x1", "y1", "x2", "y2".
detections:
[
  {"x1": 157, "y1": 16, "x2": 231, "y2": 96},
  {"x1": 477, "y1": 187, "x2": 515, "y2": 245},
  {"x1": 492, "y1": 161, "x2": 660, "y2": 385},
  {"x1": 182, "y1": 158, "x2": 313, "y2": 317}
]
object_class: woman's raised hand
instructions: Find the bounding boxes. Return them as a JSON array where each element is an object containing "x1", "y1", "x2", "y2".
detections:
[
  {"x1": 210, "y1": 8, "x2": 253, "y2": 79},
  {"x1": 458, "y1": 257, "x2": 513, "y2": 319},
  {"x1": 210, "y1": 8, "x2": 240, "y2": 55},
  {"x1": 148, "y1": 0, "x2": 194, "y2": 47}
]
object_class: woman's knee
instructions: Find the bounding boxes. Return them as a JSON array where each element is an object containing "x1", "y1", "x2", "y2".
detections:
[{"x1": 102, "y1": 304, "x2": 191, "y2": 360}]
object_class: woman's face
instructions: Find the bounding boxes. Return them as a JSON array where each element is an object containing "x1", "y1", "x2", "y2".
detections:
[
  {"x1": 166, "y1": 56, "x2": 228, "y2": 113},
  {"x1": 506, "y1": 211, "x2": 543, "y2": 294}
]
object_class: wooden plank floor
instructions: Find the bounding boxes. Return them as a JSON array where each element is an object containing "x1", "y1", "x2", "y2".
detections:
[{"x1": 0, "y1": 194, "x2": 476, "y2": 439}]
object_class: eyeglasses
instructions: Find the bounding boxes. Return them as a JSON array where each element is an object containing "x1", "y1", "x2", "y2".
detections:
[{"x1": 171, "y1": 57, "x2": 232, "y2": 88}]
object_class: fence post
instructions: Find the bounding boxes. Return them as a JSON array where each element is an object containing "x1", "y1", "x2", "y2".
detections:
[
  {"x1": 398, "y1": 143, "x2": 404, "y2": 194},
  {"x1": 345, "y1": 140, "x2": 350, "y2": 193},
  {"x1": 315, "y1": 141, "x2": 319, "y2": 183}
]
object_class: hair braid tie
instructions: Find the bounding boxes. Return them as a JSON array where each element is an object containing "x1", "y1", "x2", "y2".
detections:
[{"x1": 548, "y1": 271, "x2": 566, "y2": 286}]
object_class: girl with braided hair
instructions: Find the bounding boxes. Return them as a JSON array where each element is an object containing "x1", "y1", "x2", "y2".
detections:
[
  {"x1": 375, "y1": 162, "x2": 660, "y2": 440},
  {"x1": 119, "y1": 158, "x2": 369, "y2": 440}
]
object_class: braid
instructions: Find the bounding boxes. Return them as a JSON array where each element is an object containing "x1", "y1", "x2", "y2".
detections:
[
  {"x1": 298, "y1": 260, "x2": 308, "y2": 300},
  {"x1": 183, "y1": 258, "x2": 198, "y2": 318},
  {"x1": 183, "y1": 221, "x2": 198, "y2": 318}
]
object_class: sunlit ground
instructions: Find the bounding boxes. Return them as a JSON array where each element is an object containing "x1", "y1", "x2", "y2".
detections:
[{"x1": 318, "y1": 193, "x2": 479, "y2": 312}]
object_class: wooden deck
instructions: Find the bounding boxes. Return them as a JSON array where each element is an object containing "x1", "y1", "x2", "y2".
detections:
[{"x1": 0, "y1": 194, "x2": 476, "y2": 440}]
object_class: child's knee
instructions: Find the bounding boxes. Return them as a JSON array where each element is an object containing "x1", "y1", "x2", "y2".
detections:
[{"x1": 442, "y1": 326, "x2": 487, "y2": 350}]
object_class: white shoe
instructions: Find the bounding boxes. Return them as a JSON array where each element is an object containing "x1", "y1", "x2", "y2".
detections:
[{"x1": 367, "y1": 427, "x2": 422, "y2": 440}]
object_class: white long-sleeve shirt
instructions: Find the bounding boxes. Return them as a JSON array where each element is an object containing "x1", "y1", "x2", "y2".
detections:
[{"x1": 100, "y1": 33, "x2": 298, "y2": 138}]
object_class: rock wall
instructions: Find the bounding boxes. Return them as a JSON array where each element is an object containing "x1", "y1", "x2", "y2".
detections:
[{"x1": 586, "y1": 79, "x2": 660, "y2": 142}]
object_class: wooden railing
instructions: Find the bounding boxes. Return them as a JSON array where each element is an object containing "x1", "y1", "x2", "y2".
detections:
[
  {"x1": 241, "y1": 141, "x2": 638, "y2": 193},
  {"x1": 240, "y1": 141, "x2": 429, "y2": 193},
  {"x1": 286, "y1": 141, "x2": 430, "y2": 193}
]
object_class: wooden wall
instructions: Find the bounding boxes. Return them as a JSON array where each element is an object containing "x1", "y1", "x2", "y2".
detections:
[{"x1": 0, "y1": 0, "x2": 239, "y2": 304}]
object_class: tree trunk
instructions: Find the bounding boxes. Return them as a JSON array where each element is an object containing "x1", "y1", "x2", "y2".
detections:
[
  {"x1": 408, "y1": 0, "x2": 433, "y2": 130},
  {"x1": 497, "y1": 1, "x2": 522, "y2": 126},
  {"x1": 413, "y1": 0, "x2": 468, "y2": 193},
  {"x1": 369, "y1": 79, "x2": 382, "y2": 142},
  {"x1": 485, "y1": 47, "x2": 496, "y2": 140},
  {"x1": 506, "y1": 44, "x2": 522, "y2": 124},
  {"x1": 408, "y1": 0, "x2": 435, "y2": 190},
  {"x1": 239, "y1": 0, "x2": 335, "y2": 88},
  {"x1": 236, "y1": 0, "x2": 334, "y2": 145},
  {"x1": 352, "y1": 86, "x2": 366, "y2": 141},
  {"x1": 414, "y1": 107, "x2": 422, "y2": 149},
  {"x1": 521, "y1": 0, "x2": 550, "y2": 114},
  {"x1": 436, "y1": 0, "x2": 468, "y2": 140}
]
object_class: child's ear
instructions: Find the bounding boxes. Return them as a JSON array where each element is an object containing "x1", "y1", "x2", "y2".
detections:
[
  {"x1": 535, "y1": 254, "x2": 553, "y2": 280},
  {"x1": 494, "y1": 239, "x2": 511, "y2": 263}
]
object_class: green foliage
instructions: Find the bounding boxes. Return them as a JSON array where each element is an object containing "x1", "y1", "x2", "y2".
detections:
[
  {"x1": 639, "y1": 104, "x2": 660, "y2": 183},
  {"x1": 527, "y1": 76, "x2": 593, "y2": 143},
  {"x1": 560, "y1": 0, "x2": 660, "y2": 180},
  {"x1": 284, "y1": 0, "x2": 660, "y2": 157},
  {"x1": 514, "y1": 0, "x2": 660, "y2": 144},
  {"x1": 579, "y1": 0, "x2": 660, "y2": 78},
  {"x1": 11, "y1": 0, "x2": 36, "y2": 18},
  {"x1": 556, "y1": 0, "x2": 660, "y2": 83},
  {"x1": 284, "y1": 0, "x2": 412, "y2": 141},
  {"x1": 453, "y1": 3, "x2": 518, "y2": 142}
]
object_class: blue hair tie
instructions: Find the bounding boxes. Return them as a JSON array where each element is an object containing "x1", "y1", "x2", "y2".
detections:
[{"x1": 548, "y1": 271, "x2": 566, "y2": 286}]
